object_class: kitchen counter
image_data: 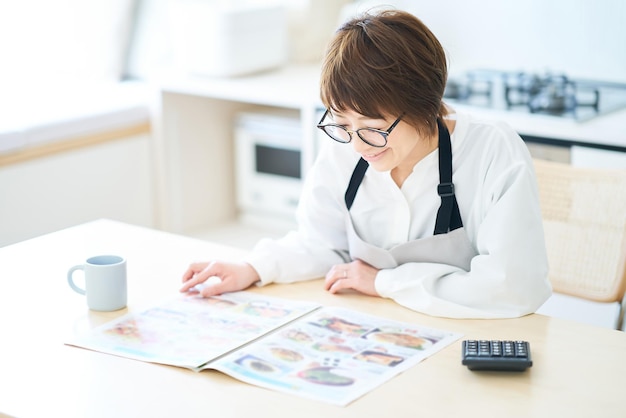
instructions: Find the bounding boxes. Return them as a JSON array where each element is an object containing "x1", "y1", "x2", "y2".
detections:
[
  {"x1": 156, "y1": 64, "x2": 626, "y2": 234},
  {"x1": 157, "y1": 65, "x2": 323, "y2": 233},
  {"x1": 161, "y1": 65, "x2": 321, "y2": 111},
  {"x1": 0, "y1": 81, "x2": 152, "y2": 157},
  {"x1": 161, "y1": 64, "x2": 626, "y2": 151},
  {"x1": 450, "y1": 102, "x2": 626, "y2": 152}
]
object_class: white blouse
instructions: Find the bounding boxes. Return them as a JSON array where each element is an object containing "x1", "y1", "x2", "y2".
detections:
[{"x1": 246, "y1": 112, "x2": 552, "y2": 319}]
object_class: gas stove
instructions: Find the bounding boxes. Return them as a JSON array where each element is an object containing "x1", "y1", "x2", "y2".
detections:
[{"x1": 444, "y1": 69, "x2": 626, "y2": 122}]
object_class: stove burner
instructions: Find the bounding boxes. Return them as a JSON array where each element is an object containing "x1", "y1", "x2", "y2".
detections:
[
  {"x1": 504, "y1": 73, "x2": 599, "y2": 115},
  {"x1": 443, "y1": 80, "x2": 472, "y2": 101}
]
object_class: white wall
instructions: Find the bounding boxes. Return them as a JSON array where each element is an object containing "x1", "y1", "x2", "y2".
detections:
[
  {"x1": 353, "y1": 0, "x2": 626, "y2": 83},
  {"x1": 126, "y1": 0, "x2": 626, "y2": 83},
  {"x1": 0, "y1": 134, "x2": 155, "y2": 247},
  {"x1": 0, "y1": 0, "x2": 135, "y2": 84}
]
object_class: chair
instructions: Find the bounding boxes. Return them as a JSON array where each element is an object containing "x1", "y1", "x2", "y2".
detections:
[{"x1": 533, "y1": 158, "x2": 626, "y2": 330}]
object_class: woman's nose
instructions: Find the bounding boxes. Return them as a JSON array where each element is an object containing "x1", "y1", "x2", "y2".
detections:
[{"x1": 351, "y1": 135, "x2": 369, "y2": 153}]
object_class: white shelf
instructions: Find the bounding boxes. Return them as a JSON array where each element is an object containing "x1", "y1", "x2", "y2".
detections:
[
  {"x1": 161, "y1": 64, "x2": 322, "y2": 109},
  {"x1": 156, "y1": 64, "x2": 323, "y2": 235}
]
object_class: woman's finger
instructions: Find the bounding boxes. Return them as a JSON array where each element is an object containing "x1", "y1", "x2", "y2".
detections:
[
  {"x1": 180, "y1": 263, "x2": 214, "y2": 292},
  {"x1": 326, "y1": 267, "x2": 351, "y2": 294}
]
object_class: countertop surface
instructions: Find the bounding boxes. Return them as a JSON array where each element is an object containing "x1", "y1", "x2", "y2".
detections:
[
  {"x1": 2, "y1": 219, "x2": 625, "y2": 418},
  {"x1": 161, "y1": 64, "x2": 626, "y2": 150},
  {"x1": 0, "y1": 81, "x2": 152, "y2": 155},
  {"x1": 451, "y1": 102, "x2": 626, "y2": 150}
]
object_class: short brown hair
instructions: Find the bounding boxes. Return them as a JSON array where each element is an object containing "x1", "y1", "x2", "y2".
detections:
[{"x1": 320, "y1": 9, "x2": 448, "y2": 137}]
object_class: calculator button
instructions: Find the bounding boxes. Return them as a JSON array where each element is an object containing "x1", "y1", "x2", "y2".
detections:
[
  {"x1": 490, "y1": 341, "x2": 502, "y2": 356},
  {"x1": 503, "y1": 341, "x2": 516, "y2": 356},
  {"x1": 478, "y1": 341, "x2": 491, "y2": 356},
  {"x1": 465, "y1": 342, "x2": 478, "y2": 356}
]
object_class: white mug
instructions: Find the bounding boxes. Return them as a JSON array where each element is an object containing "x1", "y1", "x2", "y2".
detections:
[{"x1": 67, "y1": 255, "x2": 127, "y2": 311}]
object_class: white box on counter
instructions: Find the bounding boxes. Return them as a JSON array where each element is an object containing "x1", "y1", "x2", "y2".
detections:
[{"x1": 172, "y1": 2, "x2": 288, "y2": 78}]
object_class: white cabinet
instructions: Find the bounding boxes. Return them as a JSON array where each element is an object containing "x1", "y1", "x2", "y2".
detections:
[
  {"x1": 156, "y1": 65, "x2": 323, "y2": 234},
  {"x1": 571, "y1": 146, "x2": 626, "y2": 169},
  {"x1": 0, "y1": 130, "x2": 154, "y2": 246}
]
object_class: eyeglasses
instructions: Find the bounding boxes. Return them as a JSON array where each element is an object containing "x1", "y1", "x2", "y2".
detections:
[{"x1": 316, "y1": 109, "x2": 403, "y2": 148}]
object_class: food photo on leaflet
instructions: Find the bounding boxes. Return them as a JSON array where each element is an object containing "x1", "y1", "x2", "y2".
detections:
[{"x1": 180, "y1": 8, "x2": 551, "y2": 321}]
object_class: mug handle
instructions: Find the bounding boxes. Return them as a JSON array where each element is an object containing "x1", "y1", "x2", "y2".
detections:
[{"x1": 67, "y1": 265, "x2": 86, "y2": 295}]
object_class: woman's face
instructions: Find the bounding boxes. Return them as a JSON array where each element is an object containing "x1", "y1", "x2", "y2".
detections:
[{"x1": 330, "y1": 109, "x2": 433, "y2": 174}]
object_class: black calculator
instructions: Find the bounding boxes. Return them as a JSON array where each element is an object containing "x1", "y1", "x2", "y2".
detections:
[{"x1": 462, "y1": 340, "x2": 532, "y2": 371}]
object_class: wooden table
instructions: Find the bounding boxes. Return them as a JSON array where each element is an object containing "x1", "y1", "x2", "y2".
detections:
[{"x1": 1, "y1": 219, "x2": 624, "y2": 418}]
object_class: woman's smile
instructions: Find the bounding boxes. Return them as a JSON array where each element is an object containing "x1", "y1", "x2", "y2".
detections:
[{"x1": 361, "y1": 148, "x2": 388, "y2": 162}]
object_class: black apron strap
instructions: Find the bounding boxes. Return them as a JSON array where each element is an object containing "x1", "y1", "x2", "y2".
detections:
[
  {"x1": 434, "y1": 118, "x2": 463, "y2": 234},
  {"x1": 344, "y1": 118, "x2": 462, "y2": 234},
  {"x1": 345, "y1": 157, "x2": 369, "y2": 210}
]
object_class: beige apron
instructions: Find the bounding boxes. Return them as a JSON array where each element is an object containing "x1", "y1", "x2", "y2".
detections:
[{"x1": 343, "y1": 119, "x2": 477, "y2": 271}]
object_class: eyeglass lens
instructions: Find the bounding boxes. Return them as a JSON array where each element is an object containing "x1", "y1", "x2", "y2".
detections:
[{"x1": 322, "y1": 125, "x2": 387, "y2": 147}]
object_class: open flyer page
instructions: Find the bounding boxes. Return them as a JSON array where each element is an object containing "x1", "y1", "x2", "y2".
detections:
[
  {"x1": 206, "y1": 306, "x2": 462, "y2": 406},
  {"x1": 66, "y1": 292, "x2": 320, "y2": 369},
  {"x1": 67, "y1": 292, "x2": 462, "y2": 406}
]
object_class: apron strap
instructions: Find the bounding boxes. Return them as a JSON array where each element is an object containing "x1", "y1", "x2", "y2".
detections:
[
  {"x1": 434, "y1": 118, "x2": 463, "y2": 234},
  {"x1": 344, "y1": 118, "x2": 462, "y2": 234},
  {"x1": 345, "y1": 157, "x2": 369, "y2": 210}
]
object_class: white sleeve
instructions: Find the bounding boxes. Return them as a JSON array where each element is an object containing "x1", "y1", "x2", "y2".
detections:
[{"x1": 375, "y1": 161, "x2": 552, "y2": 319}]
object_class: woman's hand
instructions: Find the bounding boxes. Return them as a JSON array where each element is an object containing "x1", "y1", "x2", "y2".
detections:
[
  {"x1": 324, "y1": 259, "x2": 380, "y2": 297},
  {"x1": 180, "y1": 261, "x2": 261, "y2": 297}
]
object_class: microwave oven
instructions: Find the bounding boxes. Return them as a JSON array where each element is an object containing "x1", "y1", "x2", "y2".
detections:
[{"x1": 235, "y1": 110, "x2": 304, "y2": 225}]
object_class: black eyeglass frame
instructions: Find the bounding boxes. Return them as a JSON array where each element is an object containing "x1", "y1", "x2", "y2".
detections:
[{"x1": 316, "y1": 109, "x2": 403, "y2": 148}]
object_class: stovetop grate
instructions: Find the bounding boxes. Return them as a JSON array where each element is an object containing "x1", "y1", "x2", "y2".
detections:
[{"x1": 444, "y1": 70, "x2": 626, "y2": 121}]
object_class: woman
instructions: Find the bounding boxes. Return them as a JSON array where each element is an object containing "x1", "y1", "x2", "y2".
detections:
[{"x1": 180, "y1": 9, "x2": 551, "y2": 318}]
